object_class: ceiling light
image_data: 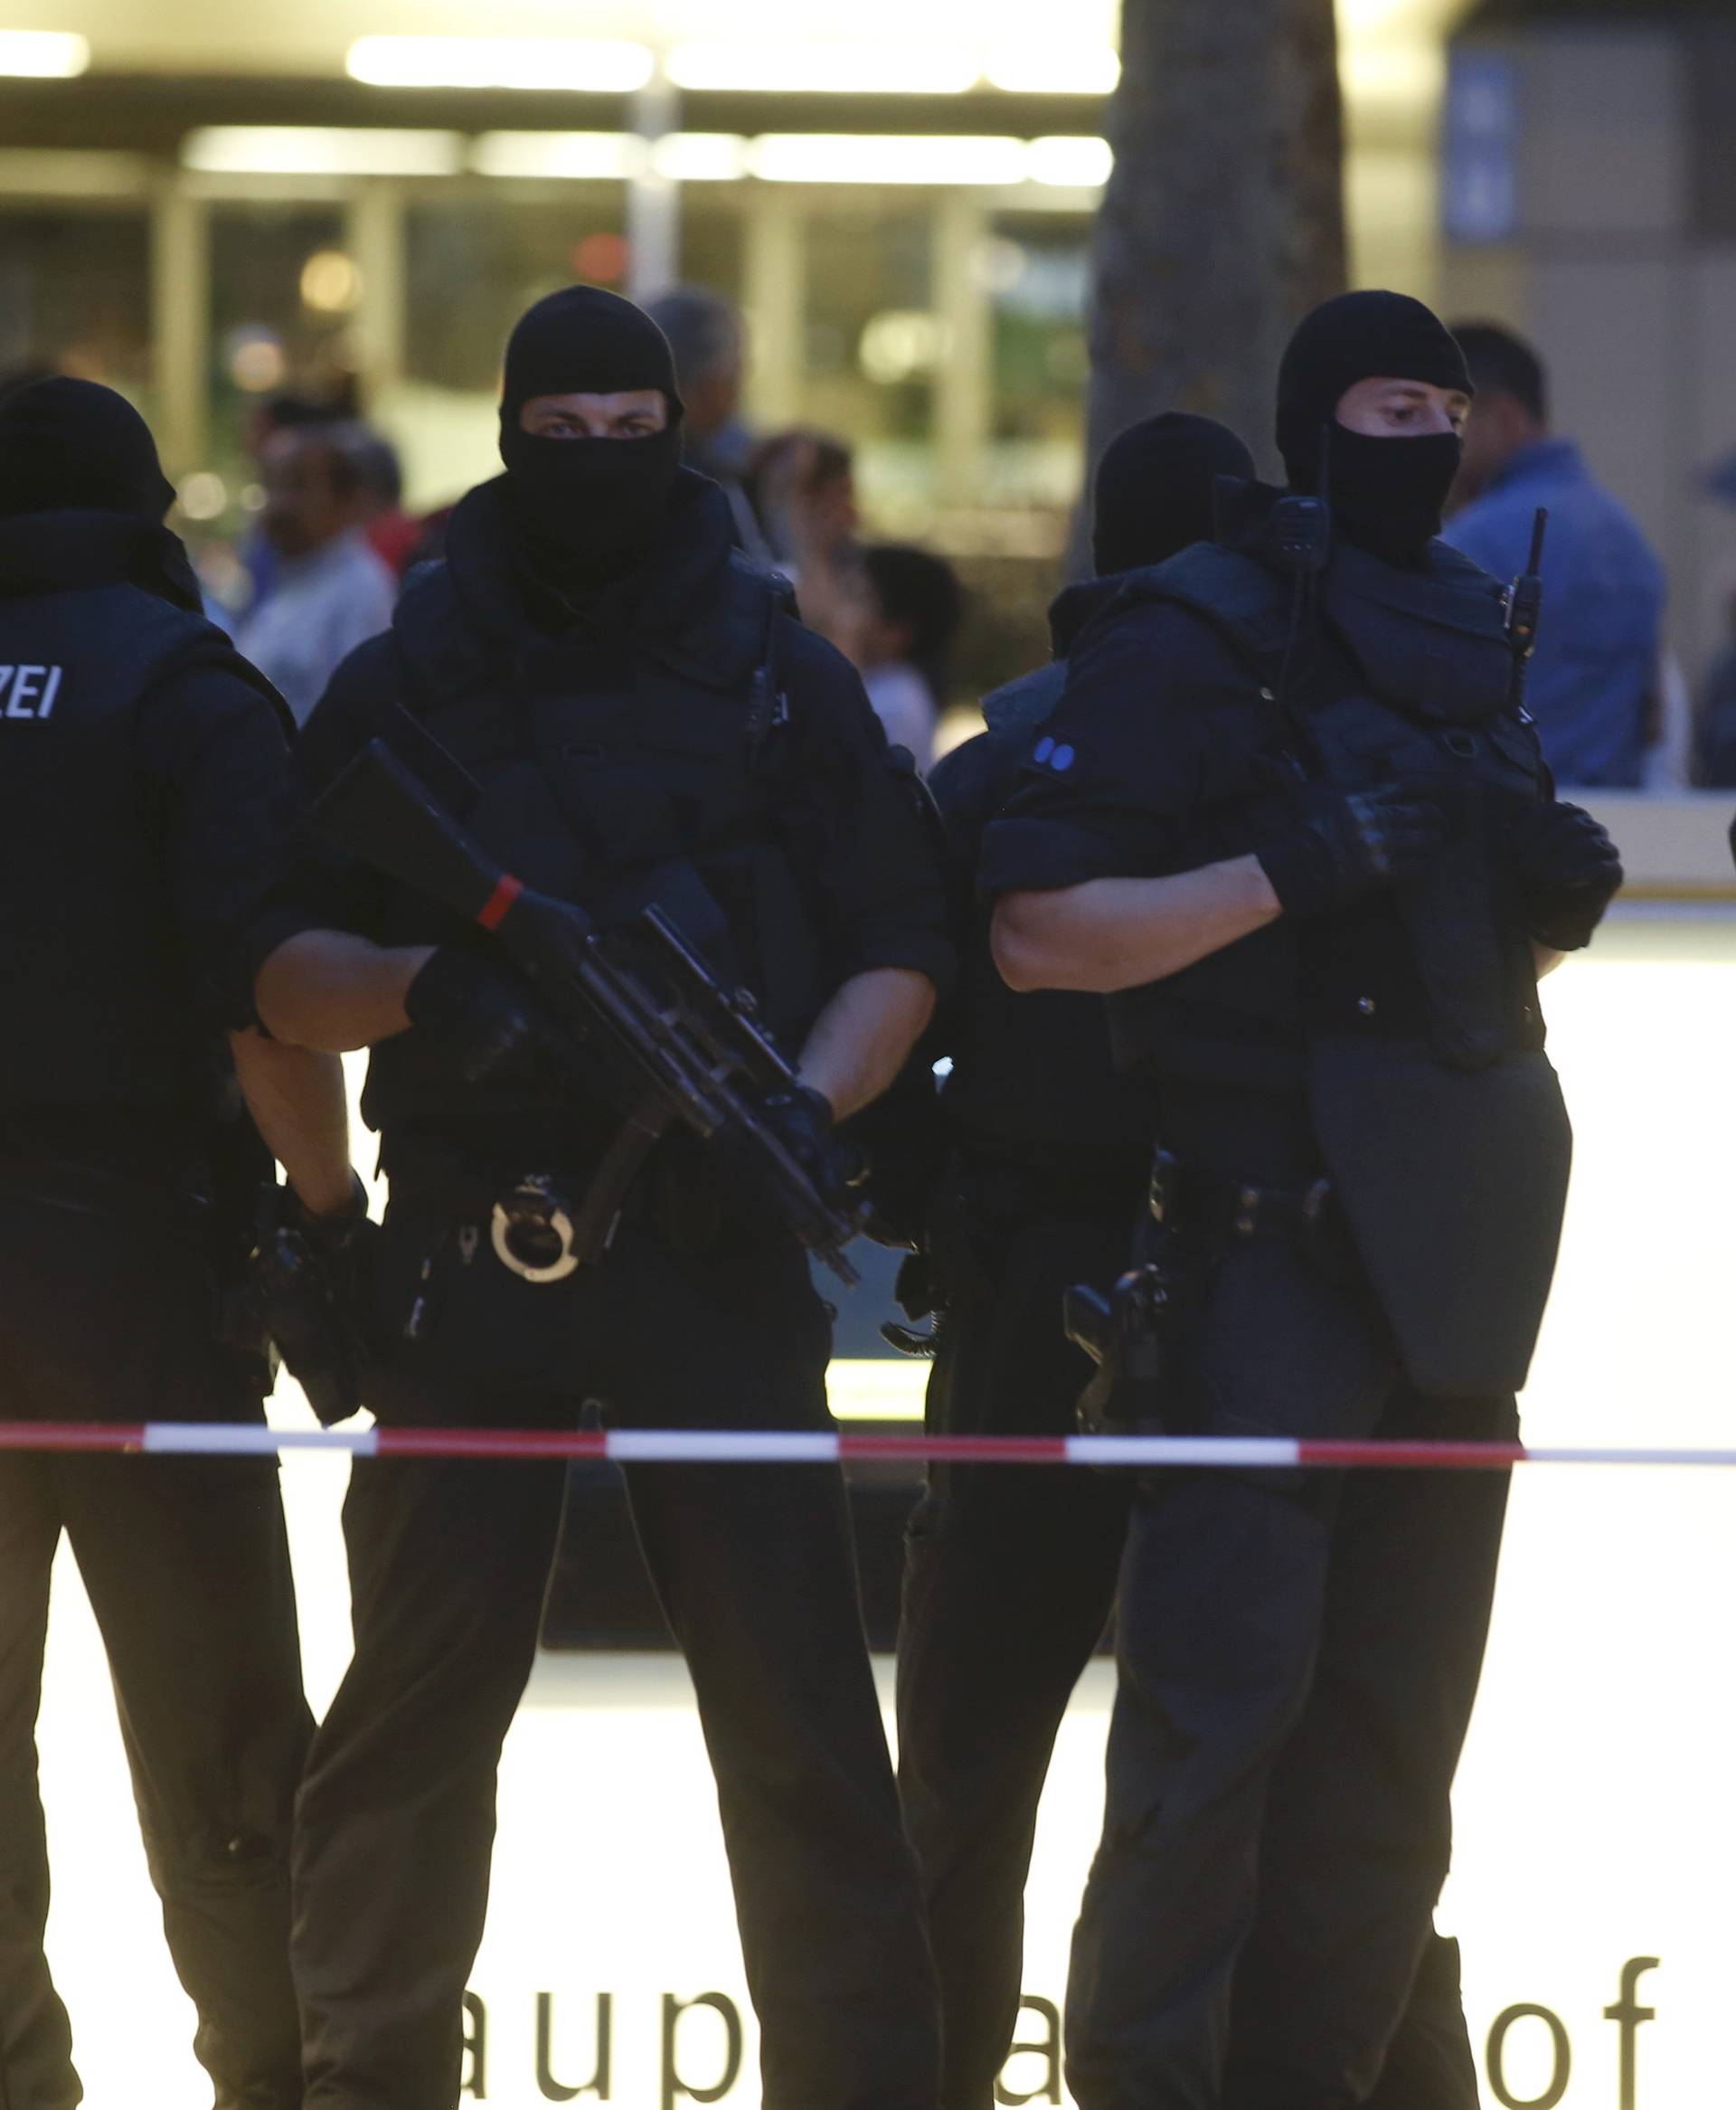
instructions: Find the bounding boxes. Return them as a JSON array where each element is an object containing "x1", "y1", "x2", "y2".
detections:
[
  {"x1": 650, "y1": 134, "x2": 750, "y2": 183},
  {"x1": 470, "y1": 132, "x2": 645, "y2": 180},
  {"x1": 182, "y1": 128, "x2": 465, "y2": 177},
  {"x1": 746, "y1": 134, "x2": 1028, "y2": 186},
  {"x1": 1024, "y1": 135, "x2": 1113, "y2": 187},
  {"x1": 667, "y1": 43, "x2": 979, "y2": 96},
  {"x1": 0, "y1": 31, "x2": 90, "y2": 78},
  {"x1": 986, "y1": 43, "x2": 1120, "y2": 95},
  {"x1": 346, "y1": 36, "x2": 655, "y2": 93}
]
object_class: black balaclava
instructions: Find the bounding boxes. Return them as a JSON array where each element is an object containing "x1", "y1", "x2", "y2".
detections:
[
  {"x1": 0, "y1": 376, "x2": 176, "y2": 522},
  {"x1": 497, "y1": 285, "x2": 685, "y2": 587},
  {"x1": 1276, "y1": 290, "x2": 1473, "y2": 566},
  {"x1": 1091, "y1": 412, "x2": 1257, "y2": 576}
]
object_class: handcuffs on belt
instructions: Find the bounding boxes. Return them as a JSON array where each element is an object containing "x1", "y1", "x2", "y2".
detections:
[{"x1": 490, "y1": 1175, "x2": 583, "y2": 1284}]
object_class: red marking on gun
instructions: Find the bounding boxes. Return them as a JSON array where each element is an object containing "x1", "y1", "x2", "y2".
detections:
[{"x1": 476, "y1": 873, "x2": 524, "y2": 932}]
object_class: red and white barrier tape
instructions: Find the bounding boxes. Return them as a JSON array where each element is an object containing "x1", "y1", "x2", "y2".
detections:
[{"x1": 0, "y1": 1421, "x2": 1730, "y2": 1471}]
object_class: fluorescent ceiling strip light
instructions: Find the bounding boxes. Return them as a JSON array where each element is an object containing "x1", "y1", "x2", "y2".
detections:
[
  {"x1": 182, "y1": 128, "x2": 466, "y2": 177},
  {"x1": 650, "y1": 133, "x2": 751, "y2": 183},
  {"x1": 743, "y1": 134, "x2": 1106, "y2": 187},
  {"x1": 985, "y1": 43, "x2": 1120, "y2": 95},
  {"x1": 346, "y1": 36, "x2": 655, "y2": 93},
  {"x1": 1024, "y1": 135, "x2": 1113, "y2": 187},
  {"x1": 0, "y1": 31, "x2": 90, "y2": 78},
  {"x1": 748, "y1": 133, "x2": 1030, "y2": 185},
  {"x1": 667, "y1": 42, "x2": 979, "y2": 96},
  {"x1": 470, "y1": 131, "x2": 645, "y2": 180}
]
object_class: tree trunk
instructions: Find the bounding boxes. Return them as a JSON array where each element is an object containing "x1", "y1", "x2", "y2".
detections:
[{"x1": 1084, "y1": 0, "x2": 1347, "y2": 497}]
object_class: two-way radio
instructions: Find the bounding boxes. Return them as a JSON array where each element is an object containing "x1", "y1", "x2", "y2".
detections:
[{"x1": 1503, "y1": 506, "x2": 1549, "y2": 706}]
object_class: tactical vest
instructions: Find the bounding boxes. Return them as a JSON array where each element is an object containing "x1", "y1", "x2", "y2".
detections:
[
  {"x1": 936, "y1": 664, "x2": 1152, "y2": 1174},
  {"x1": 0, "y1": 580, "x2": 279, "y2": 1119},
  {"x1": 1118, "y1": 536, "x2": 1572, "y2": 1396},
  {"x1": 1139, "y1": 535, "x2": 1552, "y2": 1069},
  {"x1": 363, "y1": 552, "x2": 828, "y2": 1140}
]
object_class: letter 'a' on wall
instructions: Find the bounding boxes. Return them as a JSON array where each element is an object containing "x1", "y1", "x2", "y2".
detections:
[{"x1": 30, "y1": 914, "x2": 1736, "y2": 2104}]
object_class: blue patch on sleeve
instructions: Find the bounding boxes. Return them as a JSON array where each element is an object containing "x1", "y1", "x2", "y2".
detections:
[
  {"x1": 1050, "y1": 743, "x2": 1075, "y2": 771},
  {"x1": 1033, "y1": 735, "x2": 1055, "y2": 763}
]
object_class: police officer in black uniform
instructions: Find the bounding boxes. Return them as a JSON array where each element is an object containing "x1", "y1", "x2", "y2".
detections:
[
  {"x1": 892, "y1": 408, "x2": 1490, "y2": 2110},
  {"x1": 893, "y1": 411, "x2": 1253, "y2": 2102},
  {"x1": 0, "y1": 378, "x2": 353, "y2": 2108},
  {"x1": 984, "y1": 293, "x2": 1623, "y2": 2108},
  {"x1": 252, "y1": 288, "x2": 949, "y2": 2110}
]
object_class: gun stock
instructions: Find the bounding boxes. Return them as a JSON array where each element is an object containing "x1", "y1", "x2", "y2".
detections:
[{"x1": 316, "y1": 740, "x2": 517, "y2": 932}]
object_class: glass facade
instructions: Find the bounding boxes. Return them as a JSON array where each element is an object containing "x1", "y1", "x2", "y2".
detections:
[{"x1": 0, "y1": 205, "x2": 150, "y2": 398}]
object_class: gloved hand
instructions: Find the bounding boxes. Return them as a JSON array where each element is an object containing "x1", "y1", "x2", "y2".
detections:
[
  {"x1": 403, "y1": 945, "x2": 571, "y2": 1090},
  {"x1": 760, "y1": 1083, "x2": 865, "y2": 1220},
  {"x1": 1257, "y1": 781, "x2": 1449, "y2": 920},
  {"x1": 290, "y1": 1170, "x2": 373, "y2": 1273},
  {"x1": 1509, "y1": 800, "x2": 1624, "y2": 951},
  {"x1": 258, "y1": 1174, "x2": 378, "y2": 1426}
]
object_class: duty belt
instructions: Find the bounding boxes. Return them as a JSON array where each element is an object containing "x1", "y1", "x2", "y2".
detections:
[
  {"x1": 384, "y1": 1159, "x2": 619, "y2": 1283},
  {"x1": 1146, "y1": 1149, "x2": 1335, "y2": 1254}
]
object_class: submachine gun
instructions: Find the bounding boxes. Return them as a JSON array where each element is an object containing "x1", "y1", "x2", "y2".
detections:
[{"x1": 314, "y1": 738, "x2": 863, "y2": 1286}]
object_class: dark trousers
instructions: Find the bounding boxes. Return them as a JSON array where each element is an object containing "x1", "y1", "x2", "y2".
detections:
[
  {"x1": 894, "y1": 1200, "x2": 1502, "y2": 2110},
  {"x1": 0, "y1": 1191, "x2": 311, "y2": 2110},
  {"x1": 293, "y1": 1211, "x2": 939, "y2": 2110},
  {"x1": 1068, "y1": 1236, "x2": 1513, "y2": 2110}
]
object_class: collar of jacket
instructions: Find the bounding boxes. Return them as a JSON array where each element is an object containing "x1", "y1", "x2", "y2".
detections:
[
  {"x1": 441, "y1": 467, "x2": 745, "y2": 663},
  {"x1": 401, "y1": 466, "x2": 788, "y2": 705},
  {"x1": 1047, "y1": 573, "x2": 1123, "y2": 658},
  {"x1": 0, "y1": 508, "x2": 204, "y2": 613}
]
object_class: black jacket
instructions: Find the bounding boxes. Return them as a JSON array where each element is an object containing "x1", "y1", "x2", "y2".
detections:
[
  {"x1": 0, "y1": 508, "x2": 292, "y2": 1141},
  {"x1": 927, "y1": 577, "x2": 1152, "y2": 1177},
  {"x1": 266, "y1": 469, "x2": 953, "y2": 1171}
]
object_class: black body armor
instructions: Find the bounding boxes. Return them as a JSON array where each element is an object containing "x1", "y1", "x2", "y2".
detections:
[
  {"x1": 935, "y1": 655, "x2": 1151, "y2": 1172},
  {"x1": 0, "y1": 572, "x2": 279, "y2": 1119},
  {"x1": 1110, "y1": 528, "x2": 1573, "y2": 1395},
  {"x1": 361, "y1": 538, "x2": 827, "y2": 1150}
]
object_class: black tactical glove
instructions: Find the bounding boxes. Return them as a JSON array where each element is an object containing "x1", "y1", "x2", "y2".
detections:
[
  {"x1": 1510, "y1": 800, "x2": 1624, "y2": 951},
  {"x1": 842, "y1": 1062, "x2": 951, "y2": 1252},
  {"x1": 760, "y1": 1083, "x2": 865, "y2": 1221},
  {"x1": 403, "y1": 945, "x2": 571, "y2": 1090},
  {"x1": 1256, "y1": 781, "x2": 1448, "y2": 920},
  {"x1": 256, "y1": 1174, "x2": 377, "y2": 1426}
]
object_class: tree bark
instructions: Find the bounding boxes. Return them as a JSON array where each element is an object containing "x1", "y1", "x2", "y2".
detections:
[{"x1": 1084, "y1": 0, "x2": 1347, "y2": 495}]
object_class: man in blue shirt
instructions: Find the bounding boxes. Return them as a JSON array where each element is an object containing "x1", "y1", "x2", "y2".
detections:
[{"x1": 1446, "y1": 322, "x2": 1665, "y2": 786}]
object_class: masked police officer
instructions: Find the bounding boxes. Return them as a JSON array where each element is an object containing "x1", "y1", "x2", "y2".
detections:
[
  {"x1": 984, "y1": 293, "x2": 1623, "y2": 2107},
  {"x1": 892, "y1": 408, "x2": 1491, "y2": 2110},
  {"x1": 252, "y1": 287, "x2": 949, "y2": 2109},
  {"x1": 892, "y1": 412, "x2": 1252, "y2": 2105},
  {"x1": 0, "y1": 377, "x2": 354, "y2": 2109}
]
